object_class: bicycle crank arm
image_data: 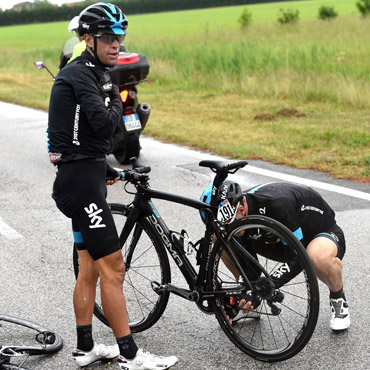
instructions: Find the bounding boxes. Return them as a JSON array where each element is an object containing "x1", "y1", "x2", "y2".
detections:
[{"x1": 151, "y1": 281, "x2": 199, "y2": 301}]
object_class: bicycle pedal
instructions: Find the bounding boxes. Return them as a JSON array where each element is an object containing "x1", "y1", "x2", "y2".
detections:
[{"x1": 151, "y1": 281, "x2": 166, "y2": 294}]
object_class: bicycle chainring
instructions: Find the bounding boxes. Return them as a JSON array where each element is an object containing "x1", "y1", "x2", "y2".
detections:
[{"x1": 196, "y1": 299, "x2": 214, "y2": 315}]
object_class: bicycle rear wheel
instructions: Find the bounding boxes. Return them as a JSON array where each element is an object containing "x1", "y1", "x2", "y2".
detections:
[
  {"x1": 73, "y1": 204, "x2": 171, "y2": 333},
  {"x1": 0, "y1": 315, "x2": 63, "y2": 369},
  {"x1": 208, "y1": 215, "x2": 319, "y2": 362}
]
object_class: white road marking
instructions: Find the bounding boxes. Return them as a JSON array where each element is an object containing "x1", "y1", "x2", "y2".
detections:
[
  {"x1": 243, "y1": 165, "x2": 370, "y2": 201},
  {"x1": 0, "y1": 217, "x2": 23, "y2": 240},
  {"x1": 141, "y1": 137, "x2": 370, "y2": 202}
]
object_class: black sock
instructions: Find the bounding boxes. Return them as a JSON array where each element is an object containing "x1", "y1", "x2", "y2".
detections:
[
  {"x1": 76, "y1": 324, "x2": 94, "y2": 352},
  {"x1": 330, "y1": 287, "x2": 345, "y2": 300},
  {"x1": 116, "y1": 334, "x2": 138, "y2": 359}
]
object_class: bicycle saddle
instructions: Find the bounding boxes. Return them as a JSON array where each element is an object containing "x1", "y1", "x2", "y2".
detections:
[{"x1": 199, "y1": 160, "x2": 248, "y2": 174}]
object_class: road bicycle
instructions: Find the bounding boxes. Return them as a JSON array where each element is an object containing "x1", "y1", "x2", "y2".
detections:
[
  {"x1": 0, "y1": 314, "x2": 63, "y2": 370},
  {"x1": 73, "y1": 158, "x2": 319, "y2": 362}
]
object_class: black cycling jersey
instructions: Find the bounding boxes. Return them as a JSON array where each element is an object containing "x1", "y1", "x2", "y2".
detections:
[
  {"x1": 47, "y1": 50, "x2": 122, "y2": 163},
  {"x1": 239, "y1": 182, "x2": 345, "y2": 288},
  {"x1": 48, "y1": 49, "x2": 122, "y2": 260},
  {"x1": 244, "y1": 182, "x2": 336, "y2": 247}
]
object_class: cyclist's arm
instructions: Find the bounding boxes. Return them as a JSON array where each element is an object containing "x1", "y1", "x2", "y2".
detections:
[
  {"x1": 263, "y1": 199, "x2": 305, "y2": 288},
  {"x1": 72, "y1": 68, "x2": 122, "y2": 139}
]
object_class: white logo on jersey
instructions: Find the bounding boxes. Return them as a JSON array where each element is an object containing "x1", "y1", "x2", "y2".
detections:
[
  {"x1": 301, "y1": 205, "x2": 324, "y2": 215},
  {"x1": 72, "y1": 104, "x2": 81, "y2": 146},
  {"x1": 102, "y1": 82, "x2": 112, "y2": 91},
  {"x1": 85, "y1": 62, "x2": 95, "y2": 68},
  {"x1": 84, "y1": 203, "x2": 106, "y2": 229},
  {"x1": 259, "y1": 207, "x2": 266, "y2": 215}
]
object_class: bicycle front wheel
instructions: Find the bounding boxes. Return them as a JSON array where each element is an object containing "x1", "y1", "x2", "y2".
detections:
[
  {"x1": 73, "y1": 204, "x2": 171, "y2": 333},
  {"x1": 0, "y1": 315, "x2": 63, "y2": 369},
  {"x1": 208, "y1": 215, "x2": 319, "y2": 362}
]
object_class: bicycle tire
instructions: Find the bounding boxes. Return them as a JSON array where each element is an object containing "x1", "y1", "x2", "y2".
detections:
[
  {"x1": 73, "y1": 204, "x2": 171, "y2": 333},
  {"x1": 208, "y1": 215, "x2": 319, "y2": 362},
  {"x1": 0, "y1": 314, "x2": 63, "y2": 369},
  {"x1": 0, "y1": 364, "x2": 30, "y2": 370}
]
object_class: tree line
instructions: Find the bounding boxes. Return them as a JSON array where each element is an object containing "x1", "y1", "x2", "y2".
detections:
[{"x1": 0, "y1": 0, "x2": 303, "y2": 26}]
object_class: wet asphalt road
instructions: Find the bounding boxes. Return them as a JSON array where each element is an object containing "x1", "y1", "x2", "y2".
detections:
[{"x1": 0, "y1": 101, "x2": 369, "y2": 370}]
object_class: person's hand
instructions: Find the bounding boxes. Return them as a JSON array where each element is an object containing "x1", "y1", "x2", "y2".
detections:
[
  {"x1": 106, "y1": 176, "x2": 120, "y2": 186},
  {"x1": 238, "y1": 299, "x2": 254, "y2": 313},
  {"x1": 109, "y1": 83, "x2": 120, "y2": 100},
  {"x1": 222, "y1": 299, "x2": 255, "y2": 325}
]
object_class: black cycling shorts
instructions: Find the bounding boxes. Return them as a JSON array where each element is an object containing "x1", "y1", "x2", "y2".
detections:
[
  {"x1": 52, "y1": 159, "x2": 120, "y2": 261},
  {"x1": 242, "y1": 223, "x2": 346, "y2": 262},
  {"x1": 313, "y1": 223, "x2": 345, "y2": 260}
]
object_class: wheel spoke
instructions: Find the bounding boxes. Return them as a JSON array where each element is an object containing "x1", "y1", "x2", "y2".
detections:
[{"x1": 209, "y1": 216, "x2": 319, "y2": 361}]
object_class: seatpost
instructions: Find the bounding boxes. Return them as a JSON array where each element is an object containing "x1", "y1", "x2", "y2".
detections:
[{"x1": 210, "y1": 173, "x2": 227, "y2": 206}]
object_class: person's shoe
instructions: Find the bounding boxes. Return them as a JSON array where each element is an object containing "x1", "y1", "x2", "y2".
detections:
[
  {"x1": 330, "y1": 297, "x2": 350, "y2": 331},
  {"x1": 232, "y1": 309, "x2": 260, "y2": 323},
  {"x1": 117, "y1": 349, "x2": 178, "y2": 369},
  {"x1": 72, "y1": 342, "x2": 119, "y2": 367}
]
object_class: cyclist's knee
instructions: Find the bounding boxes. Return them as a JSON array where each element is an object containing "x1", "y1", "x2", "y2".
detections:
[
  {"x1": 307, "y1": 237, "x2": 337, "y2": 261},
  {"x1": 78, "y1": 249, "x2": 99, "y2": 280},
  {"x1": 97, "y1": 250, "x2": 125, "y2": 284}
]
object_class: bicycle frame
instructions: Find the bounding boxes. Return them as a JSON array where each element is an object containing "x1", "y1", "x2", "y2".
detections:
[
  {"x1": 114, "y1": 169, "x2": 270, "y2": 304},
  {"x1": 90, "y1": 159, "x2": 320, "y2": 362}
]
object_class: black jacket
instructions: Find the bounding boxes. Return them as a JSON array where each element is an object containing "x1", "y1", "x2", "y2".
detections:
[
  {"x1": 47, "y1": 50, "x2": 122, "y2": 163},
  {"x1": 245, "y1": 182, "x2": 336, "y2": 246},
  {"x1": 242, "y1": 182, "x2": 337, "y2": 288}
]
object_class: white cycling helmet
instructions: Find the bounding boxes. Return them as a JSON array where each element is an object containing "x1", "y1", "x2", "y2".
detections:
[{"x1": 68, "y1": 16, "x2": 80, "y2": 33}]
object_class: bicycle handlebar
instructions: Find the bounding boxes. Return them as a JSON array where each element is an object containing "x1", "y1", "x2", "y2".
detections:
[{"x1": 116, "y1": 157, "x2": 151, "y2": 185}]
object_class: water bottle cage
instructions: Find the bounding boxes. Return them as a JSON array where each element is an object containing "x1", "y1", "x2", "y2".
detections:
[{"x1": 170, "y1": 229, "x2": 196, "y2": 255}]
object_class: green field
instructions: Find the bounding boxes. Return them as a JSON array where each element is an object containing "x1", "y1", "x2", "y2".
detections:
[{"x1": 0, "y1": 0, "x2": 369, "y2": 182}]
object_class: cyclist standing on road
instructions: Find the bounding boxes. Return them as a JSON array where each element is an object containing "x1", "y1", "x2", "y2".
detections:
[
  {"x1": 201, "y1": 181, "x2": 350, "y2": 331},
  {"x1": 47, "y1": 3, "x2": 178, "y2": 369}
]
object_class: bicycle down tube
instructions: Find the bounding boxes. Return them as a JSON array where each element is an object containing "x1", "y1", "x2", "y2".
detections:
[
  {"x1": 114, "y1": 187, "x2": 217, "y2": 299},
  {"x1": 77, "y1": 158, "x2": 320, "y2": 362},
  {"x1": 114, "y1": 175, "x2": 263, "y2": 303}
]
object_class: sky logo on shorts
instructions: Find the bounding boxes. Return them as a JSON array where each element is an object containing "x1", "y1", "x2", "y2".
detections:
[{"x1": 84, "y1": 203, "x2": 106, "y2": 229}]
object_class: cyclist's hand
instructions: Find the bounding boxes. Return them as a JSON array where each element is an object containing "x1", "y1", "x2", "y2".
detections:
[
  {"x1": 106, "y1": 164, "x2": 121, "y2": 185},
  {"x1": 106, "y1": 176, "x2": 120, "y2": 186},
  {"x1": 109, "y1": 83, "x2": 120, "y2": 101},
  {"x1": 238, "y1": 299, "x2": 254, "y2": 313}
]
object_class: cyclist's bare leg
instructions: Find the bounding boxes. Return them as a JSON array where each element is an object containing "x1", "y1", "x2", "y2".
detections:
[
  {"x1": 74, "y1": 249, "x2": 99, "y2": 325},
  {"x1": 306, "y1": 236, "x2": 343, "y2": 292},
  {"x1": 220, "y1": 251, "x2": 254, "y2": 324},
  {"x1": 221, "y1": 250, "x2": 240, "y2": 281},
  {"x1": 95, "y1": 250, "x2": 131, "y2": 338}
]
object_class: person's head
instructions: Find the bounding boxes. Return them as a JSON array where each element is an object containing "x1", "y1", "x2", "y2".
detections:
[
  {"x1": 68, "y1": 16, "x2": 84, "y2": 41},
  {"x1": 78, "y1": 2, "x2": 128, "y2": 66},
  {"x1": 68, "y1": 15, "x2": 79, "y2": 34},
  {"x1": 68, "y1": 15, "x2": 84, "y2": 41},
  {"x1": 200, "y1": 180, "x2": 248, "y2": 224}
]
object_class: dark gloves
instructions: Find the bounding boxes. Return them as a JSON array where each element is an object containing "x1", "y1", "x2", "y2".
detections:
[
  {"x1": 106, "y1": 163, "x2": 120, "y2": 180},
  {"x1": 109, "y1": 83, "x2": 121, "y2": 103}
]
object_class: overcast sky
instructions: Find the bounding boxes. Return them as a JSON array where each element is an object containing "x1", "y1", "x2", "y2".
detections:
[{"x1": 1, "y1": 0, "x2": 83, "y2": 10}]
